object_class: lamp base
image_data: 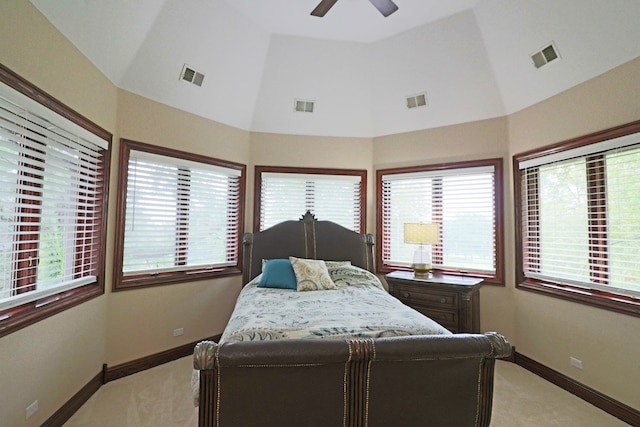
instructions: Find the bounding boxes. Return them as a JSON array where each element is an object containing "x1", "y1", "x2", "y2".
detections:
[{"x1": 411, "y1": 263, "x2": 431, "y2": 277}]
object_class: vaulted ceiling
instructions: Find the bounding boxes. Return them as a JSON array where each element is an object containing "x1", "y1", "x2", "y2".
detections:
[{"x1": 30, "y1": 0, "x2": 640, "y2": 137}]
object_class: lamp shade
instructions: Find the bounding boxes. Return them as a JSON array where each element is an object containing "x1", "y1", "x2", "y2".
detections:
[{"x1": 404, "y1": 222, "x2": 439, "y2": 245}]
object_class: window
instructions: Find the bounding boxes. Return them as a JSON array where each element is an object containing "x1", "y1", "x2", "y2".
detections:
[
  {"x1": 255, "y1": 166, "x2": 366, "y2": 232},
  {"x1": 0, "y1": 66, "x2": 110, "y2": 337},
  {"x1": 377, "y1": 159, "x2": 503, "y2": 284},
  {"x1": 515, "y1": 121, "x2": 640, "y2": 316},
  {"x1": 113, "y1": 139, "x2": 245, "y2": 290}
]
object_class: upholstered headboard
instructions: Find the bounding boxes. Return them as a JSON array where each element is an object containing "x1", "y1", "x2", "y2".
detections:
[{"x1": 242, "y1": 212, "x2": 375, "y2": 284}]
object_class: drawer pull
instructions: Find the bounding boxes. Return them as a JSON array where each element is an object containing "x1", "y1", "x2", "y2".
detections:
[
  {"x1": 402, "y1": 292, "x2": 410, "y2": 299},
  {"x1": 440, "y1": 298, "x2": 447, "y2": 304}
]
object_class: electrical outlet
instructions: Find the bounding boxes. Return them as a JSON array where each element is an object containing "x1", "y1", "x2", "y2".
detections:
[
  {"x1": 173, "y1": 327, "x2": 184, "y2": 337},
  {"x1": 570, "y1": 356, "x2": 583, "y2": 369},
  {"x1": 26, "y1": 400, "x2": 38, "y2": 419}
]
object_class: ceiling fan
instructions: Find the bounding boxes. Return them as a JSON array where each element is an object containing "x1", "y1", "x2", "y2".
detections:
[{"x1": 311, "y1": 0, "x2": 399, "y2": 18}]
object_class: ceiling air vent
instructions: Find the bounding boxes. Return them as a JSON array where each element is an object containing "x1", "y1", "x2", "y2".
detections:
[
  {"x1": 294, "y1": 99, "x2": 314, "y2": 113},
  {"x1": 531, "y1": 43, "x2": 560, "y2": 69},
  {"x1": 406, "y1": 92, "x2": 427, "y2": 109},
  {"x1": 180, "y1": 64, "x2": 205, "y2": 87}
]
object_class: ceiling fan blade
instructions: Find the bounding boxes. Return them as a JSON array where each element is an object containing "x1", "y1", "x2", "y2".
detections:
[
  {"x1": 368, "y1": 0, "x2": 399, "y2": 17},
  {"x1": 311, "y1": 0, "x2": 339, "y2": 17}
]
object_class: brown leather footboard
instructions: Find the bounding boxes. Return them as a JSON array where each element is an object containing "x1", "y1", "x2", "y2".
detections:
[{"x1": 194, "y1": 332, "x2": 511, "y2": 427}]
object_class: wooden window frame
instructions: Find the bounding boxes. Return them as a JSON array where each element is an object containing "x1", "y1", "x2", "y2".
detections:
[
  {"x1": 254, "y1": 166, "x2": 367, "y2": 233},
  {"x1": 376, "y1": 158, "x2": 505, "y2": 285},
  {"x1": 513, "y1": 120, "x2": 640, "y2": 317},
  {"x1": 0, "y1": 65, "x2": 111, "y2": 338},
  {"x1": 112, "y1": 139, "x2": 246, "y2": 291}
]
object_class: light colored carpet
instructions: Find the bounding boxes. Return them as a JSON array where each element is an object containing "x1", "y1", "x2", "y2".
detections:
[
  {"x1": 64, "y1": 357, "x2": 629, "y2": 426},
  {"x1": 491, "y1": 361, "x2": 629, "y2": 426}
]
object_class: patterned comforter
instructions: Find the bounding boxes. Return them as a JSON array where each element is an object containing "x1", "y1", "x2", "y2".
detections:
[
  {"x1": 220, "y1": 264, "x2": 451, "y2": 343},
  {"x1": 192, "y1": 264, "x2": 451, "y2": 405}
]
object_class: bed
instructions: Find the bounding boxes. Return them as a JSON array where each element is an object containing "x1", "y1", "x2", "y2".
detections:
[{"x1": 193, "y1": 212, "x2": 511, "y2": 427}]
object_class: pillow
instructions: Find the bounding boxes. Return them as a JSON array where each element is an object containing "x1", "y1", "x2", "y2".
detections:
[
  {"x1": 257, "y1": 259, "x2": 297, "y2": 290},
  {"x1": 323, "y1": 260, "x2": 352, "y2": 269},
  {"x1": 329, "y1": 264, "x2": 385, "y2": 290},
  {"x1": 324, "y1": 261, "x2": 353, "y2": 284},
  {"x1": 289, "y1": 257, "x2": 337, "y2": 291}
]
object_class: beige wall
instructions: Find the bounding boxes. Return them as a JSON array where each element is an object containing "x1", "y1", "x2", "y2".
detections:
[
  {"x1": 372, "y1": 59, "x2": 640, "y2": 410},
  {"x1": 507, "y1": 56, "x2": 640, "y2": 410},
  {"x1": 1, "y1": 1, "x2": 639, "y2": 425},
  {"x1": 0, "y1": 1, "x2": 117, "y2": 134},
  {"x1": 0, "y1": 1, "x2": 117, "y2": 426},
  {"x1": 373, "y1": 116, "x2": 509, "y2": 169},
  {"x1": 107, "y1": 91, "x2": 251, "y2": 365},
  {"x1": 372, "y1": 117, "x2": 516, "y2": 342},
  {"x1": 249, "y1": 132, "x2": 374, "y2": 231}
]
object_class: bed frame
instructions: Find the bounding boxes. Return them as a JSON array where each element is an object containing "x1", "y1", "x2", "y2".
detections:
[
  {"x1": 194, "y1": 213, "x2": 511, "y2": 427},
  {"x1": 241, "y1": 211, "x2": 376, "y2": 285}
]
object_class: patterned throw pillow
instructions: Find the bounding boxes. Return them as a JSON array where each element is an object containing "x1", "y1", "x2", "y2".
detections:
[
  {"x1": 328, "y1": 264, "x2": 385, "y2": 290},
  {"x1": 289, "y1": 257, "x2": 337, "y2": 291},
  {"x1": 323, "y1": 260, "x2": 351, "y2": 270}
]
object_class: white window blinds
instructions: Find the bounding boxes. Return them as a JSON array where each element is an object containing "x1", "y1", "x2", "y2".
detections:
[
  {"x1": 123, "y1": 150, "x2": 242, "y2": 275},
  {"x1": 259, "y1": 172, "x2": 363, "y2": 232},
  {"x1": 380, "y1": 165, "x2": 497, "y2": 274},
  {"x1": 519, "y1": 132, "x2": 640, "y2": 297},
  {"x1": 0, "y1": 84, "x2": 106, "y2": 310}
]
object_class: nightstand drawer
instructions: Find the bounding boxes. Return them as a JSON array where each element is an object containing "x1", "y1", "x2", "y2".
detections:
[
  {"x1": 394, "y1": 285, "x2": 457, "y2": 309},
  {"x1": 411, "y1": 306, "x2": 457, "y2": 331},
  {"x1": 421, "y1": 308, "x2": 456, "y2": 325},
  {"x1": 385, "y1": 271, "x2": 484, "y2": 334}
]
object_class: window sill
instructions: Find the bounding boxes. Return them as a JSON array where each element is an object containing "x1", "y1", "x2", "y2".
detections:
[
  {"x1": 114, "y1": 267, "x2": 242, "y2": 291},
  {"x1": 0, "y1": 284, "x2": 103, "y2": 338},
  {"x1": 517, "y1": 279, "x2": 640, "y2": 318}
]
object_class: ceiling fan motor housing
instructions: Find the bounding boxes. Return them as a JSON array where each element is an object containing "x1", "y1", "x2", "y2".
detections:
[{"x1": 311, "y1": 0, "x2": 399, "y2": 18}]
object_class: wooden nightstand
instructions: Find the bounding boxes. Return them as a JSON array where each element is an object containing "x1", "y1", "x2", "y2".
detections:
[{"x1": 385, "y1": 270, "x2": 484, "y2": 333}]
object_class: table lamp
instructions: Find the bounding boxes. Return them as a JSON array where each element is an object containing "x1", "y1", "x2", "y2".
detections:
[{"x1": 404, "y1": 222, "x2": 439, "y2": 277}]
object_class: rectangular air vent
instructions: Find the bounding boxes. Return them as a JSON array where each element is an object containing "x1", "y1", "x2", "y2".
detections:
[
  {"x1": 406, "y1": 92, "x2": 427, "y2": 109},
  {"x1": 180, "y1": 64, "x2": 205, "y2": 87},
  {"x1": 531, "y1": 43, "x2": 560, "y2": 69},
  {"x1": 294, "y1": 99, "x2": 314, "y2": 113}
]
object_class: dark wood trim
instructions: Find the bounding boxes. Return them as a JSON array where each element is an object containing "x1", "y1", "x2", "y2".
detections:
[
  {"x1": 513, "y1": 120, "x2": 640, "y2": 318},
  {"x1": 103, "y1": 335, "x2": 221, "y2": 383},
  {"x1": 41, "y1": 371, "x2": 103, "y2": 427},
  {"x1": 0, "y1": 63, "x2": 112, "y2": 142},
  {"x1": 517, "y1": 279, "x2": 640, "y2": 318},
  {"x1": 514, "y1": 352, "x2": 640, "y2": 426},
  {"x1": 112, "y1": 138, "x2": 246, "y2": 291},
  {"x1": 513, "y1": 119, "x2": 640, "y2": 165},
  {"x1": 513, "y1": 154, "x2": 526, "y2": 286},
  {"x1": 115, "y1": 267, "x2": 242, "y2": 291},
  {"x1": 0, "y1": 285, "x2": 103, "y2": 338},
  {"x1": 253, "y1": 165, "x2": 367, "y2": 234},
  {"x1": 0, "y1": 64, "x2": 111, "y2": 338},
  {"x1": 375, "y1": 158, "x2": 505, "y2": 286},
  {"x1": 42, "y1": 336, "x2": 220, "y2": 426}
]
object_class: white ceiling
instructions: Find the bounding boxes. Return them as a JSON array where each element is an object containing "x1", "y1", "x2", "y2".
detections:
[
  {"x1": 29, "y1": 0, "x2": 640, "y2": 137},
  {"x1": 221, "y1": 0, "x2": 481, "y2": 43}
]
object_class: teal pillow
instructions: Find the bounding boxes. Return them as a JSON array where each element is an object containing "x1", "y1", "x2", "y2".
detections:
[{"x1": 258, "y1": 259, "x2": 297, "y2": 290}]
